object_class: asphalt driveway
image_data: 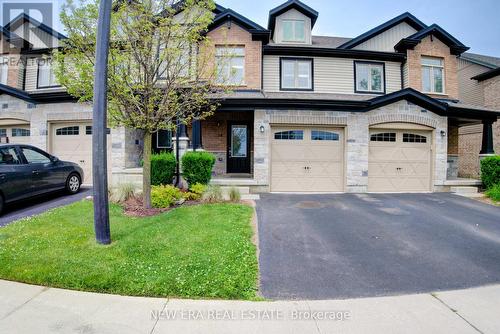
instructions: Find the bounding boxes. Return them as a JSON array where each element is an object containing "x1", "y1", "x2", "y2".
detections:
[
  {"x1": 256, "y1": 193, "x2": 500, "y2": 300},
  {"x1": 0, "y1": 187, "x2": 91, "y2": 227}
]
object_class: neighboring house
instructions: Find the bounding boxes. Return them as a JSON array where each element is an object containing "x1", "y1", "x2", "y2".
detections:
[
  {"x1": 0, "y1": 0, "x2": 498, "y2": 193},
  {"x1": 457, "y1": 53, "x2": 500, "y2": 178}
]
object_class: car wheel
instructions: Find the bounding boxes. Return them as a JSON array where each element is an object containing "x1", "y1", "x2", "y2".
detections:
[{"x1": 66, "y1": 173, "x2": 81, "y2": 194}]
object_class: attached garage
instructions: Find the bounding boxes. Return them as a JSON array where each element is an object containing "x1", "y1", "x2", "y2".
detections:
[
  {"x1": 270, "y1": 126, "x2": 344, "y2": 192},
  {"x1": 49, "y1": 122, "x2": 111, "y2": 185},
  {"x1": 368, "y1": 124, "x2": 432, "y2": 192},
  {"x1": 0, "y1": 122, "x2": 31, "y2": 145}
]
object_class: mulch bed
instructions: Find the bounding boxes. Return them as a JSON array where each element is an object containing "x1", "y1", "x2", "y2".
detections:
[{"x1": 122, "y1": 196, "x2": 201, "y2": 217}]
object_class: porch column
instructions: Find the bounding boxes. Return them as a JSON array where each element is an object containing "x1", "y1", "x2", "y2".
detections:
[
  {"x1": 191, "y1": 120, "x2": 202, "y2": 150},
  {"x1": 480, "y1": 119, "x2": 495, "y2": 155}
]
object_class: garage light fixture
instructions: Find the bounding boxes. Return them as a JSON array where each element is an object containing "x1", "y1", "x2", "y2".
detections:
[
  {"x1": 259, "y1": 125, "x2": 265, "y2": 133},
  {"x1": 440, "y1": 130, "x2": 446, "y2": 137}
]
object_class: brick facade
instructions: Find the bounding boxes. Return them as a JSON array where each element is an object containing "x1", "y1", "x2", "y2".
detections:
[
  {"x1": 406, "y1": 36, "x2": 459, "y2": 100},
  {"x1": 206, "y1": 23, "x2": 262, "y2": 90}
]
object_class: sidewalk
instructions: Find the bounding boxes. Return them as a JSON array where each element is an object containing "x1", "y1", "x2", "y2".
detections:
[{"x1": 1, "y1": 279, "x2": 499, "y2": 334}]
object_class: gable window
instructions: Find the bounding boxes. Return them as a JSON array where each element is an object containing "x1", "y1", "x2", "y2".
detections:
[
  {"x1": 37, "y1": 58, "x2": 59, "y2": 88},
  {"x1": 0, "y1": 57, "x2": 8, "y2": 85},
  {"x1": 421, "y1": 57, "x2": 444, "y2": 94},
  {"x1": 281, "y1": 58, "x2": 313, "y2": 90},
  {"x1": 215, "y1": 46, "x2": 245, "y2": 86},
  {"x1": 354, "y1": 61, "x2": 385, "y2": 94},
  {"x1": 282, "y1": 19, "x2": 305, "y2": 42}
]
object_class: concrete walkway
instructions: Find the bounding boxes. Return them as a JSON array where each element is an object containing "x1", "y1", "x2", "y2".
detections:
[{"x1": 1, "y1": 280, "x2": 499, "y2": 333}]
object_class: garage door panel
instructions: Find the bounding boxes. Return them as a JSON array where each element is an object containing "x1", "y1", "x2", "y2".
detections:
[
  {"x1": 369, "y1": 128, "x2": 431, "y2": 193},
  {"x1": 271, "y1": 127, "x2": 344, "y2": 192}
]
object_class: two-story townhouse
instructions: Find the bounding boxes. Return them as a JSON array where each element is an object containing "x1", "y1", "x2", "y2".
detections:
[
  {"x1": 457, "y1": 53, "x2": 500, "y2": 177},
  {"x1": 0, "y1": 0, "x2": 498, "y2": 194}
]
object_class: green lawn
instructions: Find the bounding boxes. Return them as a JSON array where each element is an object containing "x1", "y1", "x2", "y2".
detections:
[{"x1": 0, "y1": 201, "x2": 258, "y2": 300}]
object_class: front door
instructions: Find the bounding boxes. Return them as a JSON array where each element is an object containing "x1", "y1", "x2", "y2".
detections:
[{"x1": 227, "y1": 122, "x2": 251, "y2": 173}]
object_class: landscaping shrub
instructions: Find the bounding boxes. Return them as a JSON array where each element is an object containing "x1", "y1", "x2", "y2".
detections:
[
  {"x1": 202, "y1": 185, "x2": 223, "y2": 203},
  {"x1": 110, "y1": 183, "x2": 136, "y2": 203},
  {"x1": 151, "y1": 152, "x2": 176, "y2": 186},
  {"x1": 486, "y1": 184, "x2": 500, "y2": 202},
  {"x1": 181, "y1": 151, "x2": 216, "y2": 186},
  {"x1": 481, "y1": 155, "x2": 500, "y2": 189},
  {"x1": 183, "y1": 183, "x2": 207, "y2": 201},
  {"x1": 151, "y1": 185, "x2": 183, "y2": 208},
  {"x1": 228, "y1": 187, "x2": 241, "y2": 202}
]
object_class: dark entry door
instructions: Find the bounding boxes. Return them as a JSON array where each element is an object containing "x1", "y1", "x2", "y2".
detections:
[{"x1": 227, "y1": 122, "x2": 251, "y2": 173}]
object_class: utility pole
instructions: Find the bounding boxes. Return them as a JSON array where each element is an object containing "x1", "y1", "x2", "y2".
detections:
[{"x1": 92, "y1": 0, "x2": 112, "y2": 244}]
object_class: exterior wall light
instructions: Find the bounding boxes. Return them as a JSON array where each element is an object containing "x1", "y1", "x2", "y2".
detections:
[
  {"x1": 259, "y1": 125, "x2": 265, "y2": 133},
  {"x1": 440, "y1": 130, "x2": 446, "y2": 137}
]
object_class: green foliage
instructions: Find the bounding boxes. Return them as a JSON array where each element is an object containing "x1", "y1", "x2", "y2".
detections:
[
  {"x1": 181, "y1": 151, "x2": 216, "y2": 186},
  {"x1": 486, "y1": 184, "x2": 500, "y2": 202},
  {"x1": 110, "y1": 183, "x2": 137, "y2": 203},
  {"x1": 183, "y1": 183, "x2": 207, "y2": 201},
  {"x1": 228, "y1": 187, "x2": 241, "y2": 202},
  {"x1": 151, "y1": 152, "x2": 176, "y2": 186},
  {"x1": 480, "y1": 155, "x2": 500, "y2": 189},
  {"x1": 0, "y1": 201, "x2": 258, "y2": 299},
  {"x1": 202, "y1": 185, "x2": 223, "y2": 203},
  {"x1": 151, "y1": 185, "x2": 183, "y2": 208}
]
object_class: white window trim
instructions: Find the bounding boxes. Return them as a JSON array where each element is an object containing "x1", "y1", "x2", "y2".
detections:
[
  {"x1": 421, "y1": 57, "x2": 445, "y2": 94},
  {"x1": 280, "y1": 58, "x2": 313, "y2": 90},
  {"x1": 354, "y1": 62, "x2": 385, "y2": 94},
  {"x1": 215, "y1": 46, "x2": 246, "y2": 86},
  {"x1": 281, "y1": 19, "x2": 306, "y2": 43},
  {"x1": 37, "y1": 58, "x2": 60, "y2": 89},
  {"x1": 0, "y1": 57, "x2": 8, "y2": 85}
]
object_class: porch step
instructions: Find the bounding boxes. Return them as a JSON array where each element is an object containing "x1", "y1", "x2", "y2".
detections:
[
  {"x1": 241, "y1": 194, "x2": 260, "y2": 200},
  {"x1": 211, "y1": 178, "x2": 258, "y2": 186},
  {"x1": 450, "y1": 186, "x2": 483, "y2": 198},
  {"x1": 220, "y1": 186, "x2": 250, "y2": 194},
  {"x1": 218, "y1": 186, "x2": 260, "y2": 201}
]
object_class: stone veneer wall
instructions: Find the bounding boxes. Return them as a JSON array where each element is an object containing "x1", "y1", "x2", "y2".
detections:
[{"x1": 254, "y1": 100, "x2": 448, "y2": 192}]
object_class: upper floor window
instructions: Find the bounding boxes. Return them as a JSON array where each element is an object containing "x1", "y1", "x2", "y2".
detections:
[
  {"x1": 0, "y1": 57, "x2": 8, "y2": 85},
  {"x1": 282, "y1": 19, "x2": 305, "y2": 43},
  {"x1": 215, "y1": 46, "x2": 245, "y2": 86},
  {"x1": 354, "y1": 61, "x2": 385, "y2": 94},
  {"x1": 421, "y1": 57, "x2": 444, "y2": 94},
  {"x1": 280, "y1": 58, "x2": 313, "y2": 90},
  {"x1": 37, "y1": 58, "x2": 59, "y2": 88}
]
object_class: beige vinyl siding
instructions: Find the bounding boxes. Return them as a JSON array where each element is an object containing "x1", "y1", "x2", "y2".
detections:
[
  {"x1": 273, "y1": 8, "x2": 312, "y2": 45},
  {"x1": 402, "y1": 62, "x2": 409, "y2": 88},
  {"x1": 24, "y1": 57, "x2": 63, "y2": 92},
  {"x1": 263, "y1": 55, "x2": 401, "y2": 94},
  {"x1": 457, "y1": 58, "x2": 488, "y2": 106},
  {"x1": 354, "y1": 22, "x2": 417, "y2": 52},
  {"x1": 11, "y1": 22, "x2": 59, "y2": 49}
]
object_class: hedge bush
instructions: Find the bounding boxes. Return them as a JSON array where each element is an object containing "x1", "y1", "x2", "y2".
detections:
[
  {"x1": 486, "y1": 184, "x2": 500, "y2": 202},
  {"x1": 480, "y1": 155, "x2": 500, "y2": 189},
  {"x1": 181, "y1": 151, "x2": 216, "y2": 187},
  {"x1": 151, "y1": 152, "x2": 176, "y2": 186},
  {"x1": 151, "y1": 185, "x2": 183, "y2": 208}
]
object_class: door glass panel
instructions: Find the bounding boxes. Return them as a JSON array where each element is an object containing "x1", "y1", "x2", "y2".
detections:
[
  {"x1": 22, "y1": 148, "x2": 51, "y2": 164},
  {"x1": 0, "y1": 147, "x2": 21, "y2": 165},
  {"x1": 231, "y1": 125, "x2": 247, "y2": 157}
]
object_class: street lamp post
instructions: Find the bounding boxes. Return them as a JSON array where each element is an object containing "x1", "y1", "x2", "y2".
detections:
[{"x1": 92, "y1": 0, "x2": 112, "y2": 244}]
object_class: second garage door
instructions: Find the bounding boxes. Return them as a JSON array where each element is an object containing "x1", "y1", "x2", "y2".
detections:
[
  {"x1": 368, "y1": 128, "x2": 432, "y2": 192},
  {"x1": 50, "y1": 122, "x2": 111, "y2": 185},
  {"x1": 271, "y1": 126, "x2": 344, "y2": 192}
]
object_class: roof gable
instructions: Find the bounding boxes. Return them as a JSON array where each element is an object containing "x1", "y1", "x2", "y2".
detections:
[
  {"x1": 339, "y1": 12, "x2": 427, "y2": 49},
  {"x1": 268, "y1": 0, "x2": 318, "y2": 33},
  {"x1": 366, "y1": 88, "x2": 448, "y2": 115},
  {"x1": 209, "y1": 8, "x2": 270, "y2": 42},
  {"x1": 5, "y1": 13, "x2": 66, "y2": 40},
  {"x1": 395, "y1": 24, "x2": 469, "y2": 55}
]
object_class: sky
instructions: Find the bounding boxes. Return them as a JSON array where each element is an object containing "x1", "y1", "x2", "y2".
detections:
[{"x1": 1, "y1": 0, "x2": 499, "y2": 56}]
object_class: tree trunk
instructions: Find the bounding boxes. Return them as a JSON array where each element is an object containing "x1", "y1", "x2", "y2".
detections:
[{"x1": 143, "y1": 132, "x2": 152, "y2": 208}]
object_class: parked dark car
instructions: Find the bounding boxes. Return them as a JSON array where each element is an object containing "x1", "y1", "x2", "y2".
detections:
[{"x1": 0, "y1": 144, "x2": 83, "y2": 214}]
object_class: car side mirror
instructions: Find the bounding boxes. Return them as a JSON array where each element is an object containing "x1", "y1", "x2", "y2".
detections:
[{"x1": 51, "y1": 156, "x2": 59, "y2": 163}]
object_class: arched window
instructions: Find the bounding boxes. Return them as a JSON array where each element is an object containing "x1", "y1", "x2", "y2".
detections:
[
  {"x1": 311, "y1": 130, "x2": 339, "y2": 141},
  {"x1": 403, "y1": 133, "x2": 427, "y2": 143},
  {"x1": 274, "y1": 130, "x2": 303, "y2": 140},
  {"x1": 370, "y1": 132, "x2": 396, "y2": 142},
  {"x1": 56, "y1": 126, "x2": 79, "y2": 135}
]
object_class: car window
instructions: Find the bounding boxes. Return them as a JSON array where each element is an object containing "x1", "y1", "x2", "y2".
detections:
[
  {"x1": 0, "y1": 147, "x2": 21, "y2": 165},
  {"x1": 22, "y1": 147, "x2": 51, "y2": 164}
]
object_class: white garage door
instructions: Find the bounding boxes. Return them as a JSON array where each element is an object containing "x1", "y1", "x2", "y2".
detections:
[
  {"x1": 0, "y1": 125, "x2": 31, "y2": 144},
  {"x1": 50, "y1": 122, "x2": 111, "y2": 185},
  {"x1": 271, "y1": 127, "x2": 344, "y2": 192},
  {"x1": 368, "y1": 128, "x2": 432, "y2": 192}
]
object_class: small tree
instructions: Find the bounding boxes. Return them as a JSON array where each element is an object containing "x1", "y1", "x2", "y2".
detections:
[{"x1": 55, "y1": 0, "x2": 229, "y2": 208}]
